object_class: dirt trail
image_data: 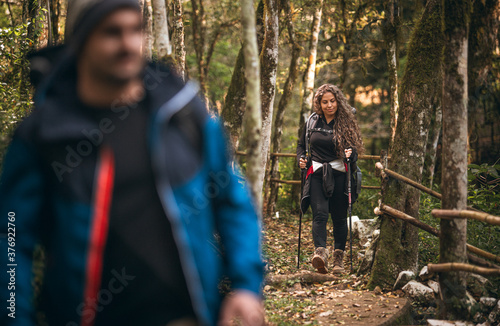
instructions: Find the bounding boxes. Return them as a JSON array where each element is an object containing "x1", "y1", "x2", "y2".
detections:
[{"x1": 263, "y1": 214, "x2": 411, "y2": 325}]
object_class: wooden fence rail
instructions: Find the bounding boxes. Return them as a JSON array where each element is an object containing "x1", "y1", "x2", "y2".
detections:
[
  {"x1": 375, "y1": 204, "x2": 500, "y2": 266},
  {"x1": 375, "y1": 163, "x2": 479, "y2": 212},
  {"x1": 432, "y1": 209, "x2": 500, "y2": 226},
  {"x1": 375, "y1": 162, "x2": 442, "y2": 199},
  {"x1": 427, "y1": 263, "x2": 500, "y2": 276}
]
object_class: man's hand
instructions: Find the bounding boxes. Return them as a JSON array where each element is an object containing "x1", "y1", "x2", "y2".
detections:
[{"x1": 218, "y1": 290, "x2": 265, "y2": 326}]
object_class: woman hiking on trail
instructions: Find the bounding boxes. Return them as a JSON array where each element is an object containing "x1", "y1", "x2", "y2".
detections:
[{"x1": 296, "y1": 84, "x2": 364, "y2": 274}]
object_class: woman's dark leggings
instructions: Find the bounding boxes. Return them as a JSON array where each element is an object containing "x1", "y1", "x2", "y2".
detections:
[{"x1": 310, "y1": 168, "x2": 348, "y2": 251}]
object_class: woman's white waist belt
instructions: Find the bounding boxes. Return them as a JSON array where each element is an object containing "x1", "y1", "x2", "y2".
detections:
[{"x1": 312, "y1": 159, "x2": 345, "y2": 173}]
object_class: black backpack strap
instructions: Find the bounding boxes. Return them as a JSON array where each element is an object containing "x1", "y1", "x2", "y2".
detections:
[{"x1": 304, "y1": 113, "x2": 319, "y2": 158}]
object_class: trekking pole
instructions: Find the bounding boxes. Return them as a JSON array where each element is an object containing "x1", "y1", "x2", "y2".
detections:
[
  {"x1": 297, "y1": 156, "x2": 306, "y2": 270},
  {"x1": 346, "y1": 157, "x2": 353, "y2": 273}
]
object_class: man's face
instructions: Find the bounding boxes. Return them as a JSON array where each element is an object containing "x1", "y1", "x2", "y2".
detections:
[{"x1": 80, "y1": 8, "x2": 144, "y2": 84}]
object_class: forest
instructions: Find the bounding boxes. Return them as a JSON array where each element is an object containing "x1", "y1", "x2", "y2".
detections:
[{"x1": 0, "y1": 0, "x2": 499, "y2": 325}]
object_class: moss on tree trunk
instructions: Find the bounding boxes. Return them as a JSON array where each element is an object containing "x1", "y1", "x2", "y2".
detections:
[
  {"x1": 368, "y1": 0, "x2": 443, "y2": 290},
  {"x1": 221, "y1": 1, "x2": 265, "y2": 150},
  {"x1": 257, "y1": 0, "x2": 279, "y2": 200},
  {"x1": 266, "y1": 0, "x2": 301, "y2": 216}
]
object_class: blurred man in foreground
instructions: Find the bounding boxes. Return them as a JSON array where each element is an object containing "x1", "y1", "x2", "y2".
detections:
[{"x1": 0, "y1": 1, "x2": 264, "y2": 325}]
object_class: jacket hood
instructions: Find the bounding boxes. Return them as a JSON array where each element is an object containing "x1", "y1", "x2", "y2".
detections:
[{"x1": 21, "y1": 58, "x2": 188, "y2": 144}]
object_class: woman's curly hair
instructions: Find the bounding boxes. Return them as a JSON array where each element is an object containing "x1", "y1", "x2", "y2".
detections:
[{"x1": 313, "y1": 84, "x2": 365, "y2": 157}]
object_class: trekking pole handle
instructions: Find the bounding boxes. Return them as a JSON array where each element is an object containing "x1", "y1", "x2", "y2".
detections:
[{"x1": 299, "y1": 155, "x2": 307, "y2": 171}]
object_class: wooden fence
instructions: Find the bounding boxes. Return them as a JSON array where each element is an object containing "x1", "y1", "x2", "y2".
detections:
[{"x1": 373, "y1": 162, "x2": 500, "y2": 276}]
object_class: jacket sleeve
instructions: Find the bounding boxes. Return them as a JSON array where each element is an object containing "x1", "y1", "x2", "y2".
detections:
[
  {"x1": 0, "y1": 137, "x2": 46, "y2": 326},
  {"x1": 296, "y1": 125, "x2": 307, "y2": 167},
  {"x1": 206, "y1": 119, "x2": 264, "y2": 296}
]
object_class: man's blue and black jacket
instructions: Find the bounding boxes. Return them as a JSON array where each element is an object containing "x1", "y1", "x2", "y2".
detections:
[{"x1": 0, "y1": 59, "x2": 263, "y2": 326}]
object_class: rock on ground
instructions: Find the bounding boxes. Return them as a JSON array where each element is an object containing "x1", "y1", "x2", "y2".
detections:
[
  {"x1": 427, "y1": 280, "x2": 440, "y2": 294},
  {"x1": 419, "y1": 266, "x2": 434, "y2": 281},
  {"x1": 393, "y1": 271, "x2": 416, "y2": 290},
  {"x1": 350, "y1": 217, "x2": 379, "y2": 245},
  {"x1": 488, "y1": 298, "x2": 500, "y2": 324},
  {"x1": 402, "y1": 281, "x2": 435, "y2": 303},
  {"x1": 480, "y1": 297, "x2": 498, "y2": 309},
  {"x1": 427, "y1": 320, "x2": 475, "y2": 326}
]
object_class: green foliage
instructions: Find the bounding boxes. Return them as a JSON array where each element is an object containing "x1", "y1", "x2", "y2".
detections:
[
  {"x1": 418, "y1": 193, "x2": 441, "y2": 269},
  {"x1": 352, "y1": 159, "x2": 381, "y2": 219},
  {"x1": 467, "y1": 162, "x2": 500, "y2": 214},
  {"x1": 0, "y1": 22, "x2": 34, "y2": 168},
  {"x1": 418, "y1": 162, "x2": 500, "y2": 270},
  {"x1": 466, "y1": 162, "x2": 500, "y2": 258}
]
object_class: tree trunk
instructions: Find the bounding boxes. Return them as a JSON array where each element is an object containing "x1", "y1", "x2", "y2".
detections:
[
  {"x1": 172, "y1": 0, "x2": 186, "y2": 80},
  {"x1": 190, "y1": 0, "x2": 211, "y2": 110},
  {"x1": 143, "y1": 0, "x2": 154, "y2": 60},
  {"x1": 291, "y1": 0, "x2": 323, "y2": 206},
  {"x1": 266, "y1": 0, "x2": 301, "y2": 216},
  {"x1": 439, "y1": 0, "x2": 469, "y2": 319},
  {"x1": 340, "y1": 0, "x2": 349, "y2": 92},
  {"x1": 257, "y1": 0, "x2": 279, "y2": 212},
  {"x1": 422, "y1": 103, "x2": 442, "y2": 189},
  {"x1": 367, "y1": 0, "x2": 443, "y2": 290},
  {"x1": 382, "y1": 0, "x2": 399, "y2": 143},
  {"x1": 23, "y1": 0, "x2": 39, "y2": 46},
  {"x1": 339, "y1": 0, "x2": 367, "y2": 105},
  {"x1": 240, "y1": 0, "x2": 262, "y2": 212},
  {"x1": 48, "y1": 0, "x2": 60, "y2": 45},
  {"x1": 221, "y1": 48, "x2": 246, "y2": 149},
  {"x1": 152, "y1": 0, "x2": 172, "y2": 59},
  {"x1": 467, "y1": 0, "x2": 499, "y2": 163},
  {"x1": 221, "y1": 1, "x2": 265, "y2": 150}
]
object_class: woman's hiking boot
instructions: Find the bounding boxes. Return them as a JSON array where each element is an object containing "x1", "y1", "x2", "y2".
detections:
[
  {"x1": 312, "y1": 247, "x2": 329, "y2": 274},
  {"x1": 332, "y1": 249, "x2": 345, "y2": 274}
]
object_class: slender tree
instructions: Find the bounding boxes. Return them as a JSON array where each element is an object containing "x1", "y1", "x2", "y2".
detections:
[
  {"x1": 190, "y1": 0, "x2": 239, "y2": 110},
  {"x1": 48, "y1": 0, "x2": 61, "y2": 44},
  {"x1": 256, "y1": 0, "x2": 280, "y2": 208},
  {"x1": 439, "y1": 0, "x2": 470, "y2": 319},
  {"x1": 382, "y1": 0, "x2": 399, "y2": 143},
  {"x1": 266, "y1": 0, "x2": 301, "y2": 216},
  {"x1": 338, "y1": 0, "x2": 372, "y2": 106},
  {"x1": 240, "y1": 0, "x2": 262, "y2": 212},
  {"x1": 422, "y1": 103, "x2": 442, "y2": 189},
  {"x1": 143, "y1": 0, "x2": 154, "y2": 60},
  {"x1": 23, "y1": 0, "x2": 39, "y2": 46},
  {"x1": 190, "y1": 0, "x2": 208, "y2": 106},
  {"x1": 367, "y1": 0, "x2": 443, "y2": 289},
  {"x1": 467, "y1": 0, "x2": 499, "y2": 163},
  {"x1": 291, "y1": 0, "x2": 323, "y2": 204},
  {"x1": 172, "y1": 0, "x2": 186, "y2": 80},
  {"x1": 152, "y1": 0, "x2": 172, "y2": 59}
]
